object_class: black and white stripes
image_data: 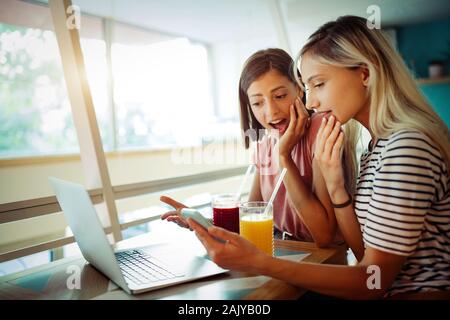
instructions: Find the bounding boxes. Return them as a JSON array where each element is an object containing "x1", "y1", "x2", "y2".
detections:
[{"x1": 355, "y1": 130, "x2": 449, "y2": 297}]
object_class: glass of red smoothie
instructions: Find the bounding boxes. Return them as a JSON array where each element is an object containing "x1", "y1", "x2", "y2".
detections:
[{"x1": 211, "y1": 193, "x2": 240, "y2": 234}]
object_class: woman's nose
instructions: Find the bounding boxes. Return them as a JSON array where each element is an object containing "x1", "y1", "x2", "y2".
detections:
[
  {"x1": 305, "y1": 94, "x2": 319, "y2": 110},
  {"x1": 265, "y1": 100, "x2": 280, "y2": 118}
]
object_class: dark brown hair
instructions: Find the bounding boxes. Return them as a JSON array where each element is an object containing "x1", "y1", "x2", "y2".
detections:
[{"x1": 238, "y1": 48, "x2": 303, "y2": 149}]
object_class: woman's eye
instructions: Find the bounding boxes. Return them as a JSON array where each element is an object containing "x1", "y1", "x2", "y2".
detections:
[
  {"x1": 251, "y1": 102, "x2": 261, "y2": 107},
  {"x1": 275, "y1": 94, "x2": 287, "y2": 99},
  {"x1": 314, "y1": 83, "x2": 323, "y2": 88}
]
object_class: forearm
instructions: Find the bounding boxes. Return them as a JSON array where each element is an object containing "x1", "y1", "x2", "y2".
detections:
[
  {"x1": 257, "y1": 255, "x2": 383, "y2": 299},
  {"x1": 329, "y1": 186, "x2": 365, "y2": 261},
  {"x1": 248, "y1": 192, "x2": 263, "y2": 202},
  {"x1": 248, "y1": 170, "x2": 263, "y2": 202},
  {"x1": 280, "y1": 156, "x2": 334, "y2": 244}
]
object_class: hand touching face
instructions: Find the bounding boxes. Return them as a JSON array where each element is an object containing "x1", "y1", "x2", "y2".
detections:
[{"x1": 278, "y1": 96, "x2": 311, "y2": 158}]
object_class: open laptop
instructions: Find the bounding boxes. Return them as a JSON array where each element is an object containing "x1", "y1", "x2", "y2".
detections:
[{"x1": 49, "y1": 177, "x2": 227, "y2": 295}]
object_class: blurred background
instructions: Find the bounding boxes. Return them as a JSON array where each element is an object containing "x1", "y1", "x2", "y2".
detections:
[{"x1": 1, "y1": 0, "x2": 449, "y2": 276}]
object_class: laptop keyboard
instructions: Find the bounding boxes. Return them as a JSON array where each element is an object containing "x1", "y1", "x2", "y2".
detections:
[{"x1": 115, "y1": 249, "x2": 184, "y2": 286}]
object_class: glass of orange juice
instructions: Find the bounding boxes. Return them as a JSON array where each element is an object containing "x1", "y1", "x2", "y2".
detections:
[{"x1": 239, "y1": 201, "x2": 274, "y2": 256}]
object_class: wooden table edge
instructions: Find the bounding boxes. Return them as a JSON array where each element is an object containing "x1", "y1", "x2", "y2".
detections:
[{"x1": 242, "y1": 240, "x2": 348, "y2": 300}]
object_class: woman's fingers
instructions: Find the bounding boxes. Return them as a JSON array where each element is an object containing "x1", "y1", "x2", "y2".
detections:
[
  {"x1": 294, "y1": 98, "x2": 309, "y2": 134},
  {"x1": 161, "y1": 210, "x2": 179, "y2": 220},
  {"x1": 321, "y1": 115, "x2": 335, "y2": 142},
  {"x1": 314, "y1": 117, "x2": 327, "y2": 155},
  {"x1": 295, "y1": 97, "x2": 309, "y2": 120},
  {"x1": 188, "y1": 218, "x2": 220, "y2": 252},
  {"x1": 160, "y1": 196, "x2": 187, "y2": 210},
  {"x1": 323, "y1": 120, "x2": 341, "y2": 157},
  {"x1": 284, "y1": 104, "x2": 297, "y2": 136},
  {"x1": 331, "y1": 131, "x2": 345, "y2": 161},
  {"x1": 171, "y1": 220, "x2": 190, "y2": 229},
  {"x1": 316, "y1": 115, "x2": 339, "y2": 156},
  {"x1": 162, "y1": 212, "x2": 190, "y2": 228},
  {"x1": 167, "y1": 215, "x2": 187, "y2": 224}
]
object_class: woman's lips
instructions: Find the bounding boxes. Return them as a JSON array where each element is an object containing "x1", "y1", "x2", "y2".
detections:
[{"x1": 270, "y1": 119, "x2": 289, "y2": 134}]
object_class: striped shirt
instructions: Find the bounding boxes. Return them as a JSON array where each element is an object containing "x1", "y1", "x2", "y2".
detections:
[{"x1": 355, "y1": 130, "x2": 450, "y2": 297}]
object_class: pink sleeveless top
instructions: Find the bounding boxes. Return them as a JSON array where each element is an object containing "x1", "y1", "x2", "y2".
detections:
[{"x1": 252, "y1": 112, "x2": 329, "y2": 241}]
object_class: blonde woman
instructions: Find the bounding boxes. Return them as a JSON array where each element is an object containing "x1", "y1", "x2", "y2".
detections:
[{"x1": 187, "y1": 16, "x2": 450, "y2": 299}]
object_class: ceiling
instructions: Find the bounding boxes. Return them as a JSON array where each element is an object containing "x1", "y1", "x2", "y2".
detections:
[{"x1": 38, "y1": 0, "x2": 450, "y2": 45}]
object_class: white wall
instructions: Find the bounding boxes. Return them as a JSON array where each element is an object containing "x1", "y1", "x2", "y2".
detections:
[{"x1": 210, "y1": 34, "x2": 282, "y2": 121}]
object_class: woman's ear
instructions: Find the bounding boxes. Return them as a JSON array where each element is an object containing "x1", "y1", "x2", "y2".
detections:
[{"x1": 361, "y1": 66, "x2": 370, "y2": 87}]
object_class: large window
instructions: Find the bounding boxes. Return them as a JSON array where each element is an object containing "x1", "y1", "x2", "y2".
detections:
[
  {"x1": 0, "y1": 21, "x2": 110, "y2": 158},
  {"x1": 0, "y1": 23, "x2": 78, "y2": 157},
  {"x1": 111, "y1": 23, "x2": 216, "y2": 149},
  {"x1": 0, "y1": 4, "x2": 237, "y2": 158}
]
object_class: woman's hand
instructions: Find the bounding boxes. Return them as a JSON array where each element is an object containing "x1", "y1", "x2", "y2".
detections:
[
  {"x1": 314, "y1": 115, "x2": 346, "y2": 195},
  {"x1": 279, "y1": 97, "x2": 311, "y2": 159},
  {"x1": 187, "y1": 218, "x2": 269, "y2": 273},
  {"x1": 160, "y1": 196, "x2": 190, "y2": 229}
]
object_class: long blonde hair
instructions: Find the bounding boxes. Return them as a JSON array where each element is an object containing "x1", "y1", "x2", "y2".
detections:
[{"x1": 295, "y1": 16, "x2": 450, "y2": 193}]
